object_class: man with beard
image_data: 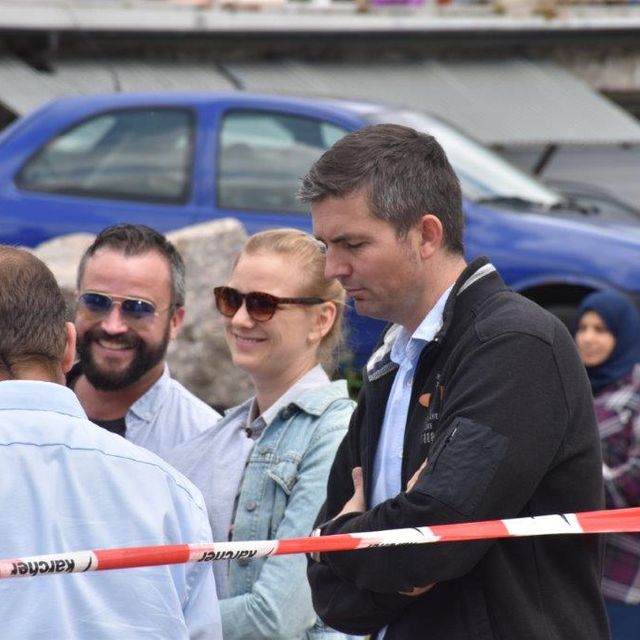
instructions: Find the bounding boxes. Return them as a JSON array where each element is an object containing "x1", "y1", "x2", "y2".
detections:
[{"x1": 68, "y1": 224, "x2": 220, "y2": 457}]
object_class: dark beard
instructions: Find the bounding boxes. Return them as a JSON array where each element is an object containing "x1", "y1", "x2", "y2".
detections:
[{"x1": 76, "y1": 324, "x2": 170, "y2": 392}]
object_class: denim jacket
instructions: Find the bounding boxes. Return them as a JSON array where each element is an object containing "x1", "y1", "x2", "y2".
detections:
[{"x1": 220, "y1": 380, "x2": 356, "y2": 640}]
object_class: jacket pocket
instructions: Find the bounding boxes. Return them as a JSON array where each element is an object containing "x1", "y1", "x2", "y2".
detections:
[
  {"x1": 267, "y1": 457, "x2": 299, "y2": 495},
  {"x1": 266, "y1": 457, "x2": 300, "y2": 538},
  {"x1": 416, "y1": 416, "x2": 508, "y2": 516}
]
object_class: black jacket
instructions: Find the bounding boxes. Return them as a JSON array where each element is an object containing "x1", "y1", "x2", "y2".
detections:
[{"x1": 308, "y1": 258, "x2": 609, "y2": 640}]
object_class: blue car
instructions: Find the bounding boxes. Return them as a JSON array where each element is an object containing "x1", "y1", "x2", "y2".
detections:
[{"x1": 1, "y1": 91, "x2": 639, "y2": 365}]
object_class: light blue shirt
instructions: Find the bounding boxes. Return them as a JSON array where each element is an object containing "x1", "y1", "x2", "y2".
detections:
[
  {"x1": 370, "y1": 287, "x2": 452, "y2": 640},
  {"x1": 371, "y1": 285, "x2": 454, "y2": 506},
  {"x1": 0, "y1": 379, "x2": 222, "y2": 640},
  {"x1": 124, "y1": 364, "x2": 221, "y2": 458}
]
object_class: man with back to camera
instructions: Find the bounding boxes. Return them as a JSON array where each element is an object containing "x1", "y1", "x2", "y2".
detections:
[
  {"x1": 0, "y1": 245, "x2": 222, "y2": 639},
  {"x1": 68, "y1": 223, "x2": 220, "y2": 457},
  {"x1": 300, "y1": 124, "x2": 610, "y2": 639}
]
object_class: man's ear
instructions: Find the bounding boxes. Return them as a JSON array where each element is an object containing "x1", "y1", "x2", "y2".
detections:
[
  {"x1": 417, "y1": 214, "x2": 444, "y2": 260},
  {"x1": 169, "y1": 306, "x2": 186, "y2": 341},
  {"x1": 61, "y1": 322, "x2": 77, "y2": 374}
]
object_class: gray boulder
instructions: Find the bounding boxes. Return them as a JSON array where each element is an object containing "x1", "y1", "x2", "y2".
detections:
[
  {"x1": 167, "y1": 219, "x2": 252, "y2": 409},
  {"x1": 31, "y1": 232, "x2": 95, "y2": 319},
  {"x1": 32, "y1": 219, "x2": 251, "y2": 409}
]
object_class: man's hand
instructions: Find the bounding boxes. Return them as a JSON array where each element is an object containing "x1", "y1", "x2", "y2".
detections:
[
  {"x1": 311, "y1": 468, "x2": 365, "y2": 563},
  {"x1": 399, "y1": 583, "x2": 436, "y2": 597},
  {"x1": 400, "y1": 458, "x2": 435, "y2": 596},
  {"x1": 406, "y1": 459, "x2": 427, "y2": 492},
  {"x1": 334, "y1": 466, "x2": 366, "y2": 520},
  {"x1": 330, "y1": 464, "x2": 436, "y2": 596}
]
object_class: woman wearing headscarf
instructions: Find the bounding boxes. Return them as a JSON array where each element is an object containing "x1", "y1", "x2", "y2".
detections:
[{"x1": 575, "y1": 290, "x2": 640, "y2": 640}]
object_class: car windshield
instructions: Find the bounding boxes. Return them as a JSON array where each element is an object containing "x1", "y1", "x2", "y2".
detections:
[{"x1": 365, "y1": 109, "x2": 562, "y2": 209}]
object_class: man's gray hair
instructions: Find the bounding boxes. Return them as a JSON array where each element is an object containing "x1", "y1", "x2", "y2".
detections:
[{"x1": 299, "y1": 123, "x2": 464, "y2": 253}]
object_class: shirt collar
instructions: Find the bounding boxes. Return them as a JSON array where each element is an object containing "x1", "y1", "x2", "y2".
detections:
[
  {"x1": 0, "y1": 380, "x2": 87, "y2": 419},
  {"x1": 128, "y1": 364, "x2": 171, "y2": 422},
  {"x1": 391, "y1": 284, "x2": 454, "y2": 365},
  {"x1": 244, "y1": 400, "x2": 267, "y2": 439}
]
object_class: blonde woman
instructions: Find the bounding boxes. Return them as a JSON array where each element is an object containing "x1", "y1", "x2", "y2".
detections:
[{"x1": 168, "y1": 229, "x2": 356, "y2": 639}]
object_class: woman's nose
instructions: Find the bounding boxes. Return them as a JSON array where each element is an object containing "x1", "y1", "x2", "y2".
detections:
[{"x1": 230, "y1": 300, "x2": 255, "y2": 327}]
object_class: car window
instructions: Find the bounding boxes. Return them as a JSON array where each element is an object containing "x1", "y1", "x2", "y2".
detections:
[
  {"x1": 18, "y1": 108, "x2": 194, "y2": 203},
  {"x1": 217, "y1": 110, "x2": 348, "y2": 213}
]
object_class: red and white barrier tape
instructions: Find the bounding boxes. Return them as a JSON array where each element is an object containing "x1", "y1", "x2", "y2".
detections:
[{"x1": 3, "y1": 507, "x2": 640, "y2": 580}]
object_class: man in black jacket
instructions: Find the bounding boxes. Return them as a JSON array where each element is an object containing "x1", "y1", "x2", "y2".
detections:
[{"x1": 299, "y1": 124, "x2": 610, "y2": 640}]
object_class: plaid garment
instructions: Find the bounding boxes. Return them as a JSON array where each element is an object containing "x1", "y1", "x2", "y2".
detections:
[{"x1": 596, "y1": 364, "x2": 640, "y2": 604}]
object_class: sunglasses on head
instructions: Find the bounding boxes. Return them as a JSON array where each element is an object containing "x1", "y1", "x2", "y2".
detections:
[
  {"x1": 77, "y1": 291, "x2": 164, "y2": 326},
  {"x1": 213, "y1": 286, "x2": 325, "y2": 322}
]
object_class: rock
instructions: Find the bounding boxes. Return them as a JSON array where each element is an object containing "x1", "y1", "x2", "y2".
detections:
[
  {"x1": 32, "y1": 219, "x2": 251, "y2": 409},
  {"x1": 167, "y1": 219, "x2": 252, "y2": 408},
  {"x1": 31, "y1": 233, "x2": 95, "y2": 319},
  {"x1": 31, "y1": 232, "x2": 96, "y2": 290}
]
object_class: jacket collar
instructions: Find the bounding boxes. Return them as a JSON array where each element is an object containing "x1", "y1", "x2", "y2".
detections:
[
  {"x1": 366, "y1": 257, "x2": 497, "y2": 381},
  {"x1": 223, "y1": 379, "x2": 350, "y2": 422},
  {"x1": 288, "y1": 379, "x2": 350, "y2": 417},
  {"x1": 436, "y1": 257, "x2": 496, "y2": 342}
]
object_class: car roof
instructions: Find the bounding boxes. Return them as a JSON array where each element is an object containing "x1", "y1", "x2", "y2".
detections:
[{"x1": 42, "y1": 90, "x2": 385, "y2": 115}]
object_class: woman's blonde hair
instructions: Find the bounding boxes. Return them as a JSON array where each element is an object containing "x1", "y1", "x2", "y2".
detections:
[{"x1": 237, "y1": 228, "x2": 346, "y2": 373}]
